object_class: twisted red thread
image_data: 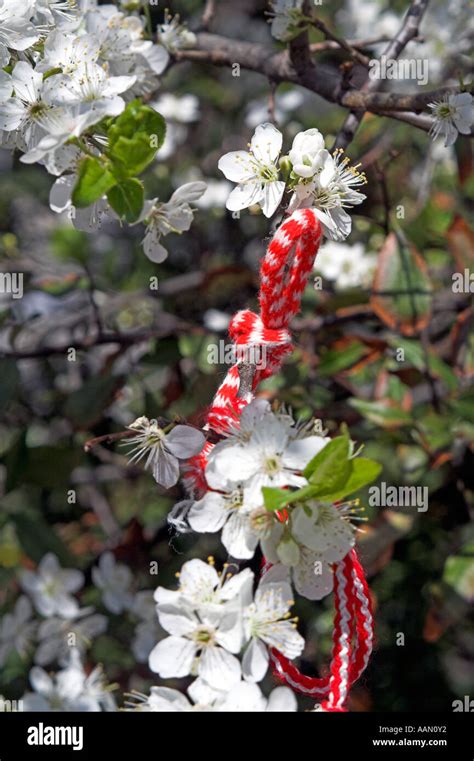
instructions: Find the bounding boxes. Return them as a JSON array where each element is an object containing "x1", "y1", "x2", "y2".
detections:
[
  {"x1": 203, "y1": 209, "x2": 322, "y2": 433},
  {"x1": 186, "y1": 209, "x2": 373, "y2": 711},
  {"x1": 268, "y1": 550, "x2": 373, "y2": 710}
]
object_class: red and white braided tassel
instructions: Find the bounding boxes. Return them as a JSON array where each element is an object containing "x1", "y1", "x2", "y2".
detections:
[{"x1": 188, "y1": 209, "x2": 374, "y2": 712}]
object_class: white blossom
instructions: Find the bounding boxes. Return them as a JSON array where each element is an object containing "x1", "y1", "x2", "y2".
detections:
[
  {"x1": 0, "y1": 62, "x2": 61, "y2": 149},
  {"x1": 22, "y1": 649, "x2": 115, "y2": 712},
  {"x1": 187, "y1": 486, "x2": 273, "y2": 561},
  {"x1": 269, "y1": 0, "x2": 306, "y2": 42},
  {"x1": 288, "y1": 128, "x2": 334, "y2": 181},
  {"x1": 149, "y1": 602, "x2": 244, "y2": 691},
  {"x1": 0, "y1": 0, "x2": 40, "y2": 66},
  {"x1": 38, "y1": 31, "x2": 101, "y2": 75},
  {"x1": 0, "y1": 596, "x2": 36, "y2": 666},
  {"x1": 263, "y1": 502, "x2": 356, "y2": 600},
  {"x1": 136, "y1": 182, "x2": 207, "y2": 263},
  {"x1": 124, "y1": 416, "x2": 205, "y2": 488},
  {"x1": 204, "y1": 399, "x2": 331, "y2": 503},
  {"x1": 157, "y1": 12, "x2": 196, "y2": 53},
  {"x1": 242, "y1": 581, "x2": 304, "y2": 682},
  {"x1": 52, "y1": 62, "x2": 135, "y2": 118},
  {"x1": 127, "y1": 682, "x2": 297, "y2": 711},
  {"x1": 92, "y1": 552, "x2": 134, "y2": 614},
  {"x1": 429, "y1": 92, "x2": 473, "y2": 147},
  {"x1": 218, "y1": 123, "x2": 285, "y2": 217},
  {"x1": 154, "y1": 558, "x2": 254, "y2": 613},
  {"x1": 20, "y1": 553, "x2": 84, "y2": 618},
  {"x1": 35, "y1": 609, "x2": 107, "y2": 665},
  {"x1": 149, "y1": 560, "x2": 253, "y2": 691},
  {"x1": 315, "y1": 241, "x2": 376, "y2": 290},
  {"x1": 85, "y1": 6, "x2": 169, "y2": 78},
  {"x1": 289, "y1": 147, "x2": 367, "y2": 240}
]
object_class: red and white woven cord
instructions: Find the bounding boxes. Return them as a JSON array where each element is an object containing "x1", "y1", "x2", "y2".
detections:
[
  {"x1": 268, "y1": 549, "x2": 374, "y2": 711},
  {"x1": 187, "y1": 208, "x2": 374, "y2": 711}
]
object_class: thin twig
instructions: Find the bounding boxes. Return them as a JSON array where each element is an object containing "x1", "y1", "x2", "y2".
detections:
[
  {"x1": 268, "y1": 80, "x2": 277, "y2": 124},
  {"x1": 1, "y1": 319, "x2": 197, "y2": 361},
  {"x1": 171, "y1": 30, "x2": 472, "y2": 136},
  {"x1": 84, "y1": 430, "x2": 136, "y2": 452},
  {"x1": 374, "y1": 161, "x2": 391, "y2": 236},
  {"x1": 333, "y1": 0, "x2": 431, "y2": 149},
  {"x1": 201, "y1": 0, "x2": 217, "y2": 30},
  {"x1": 310, "y1": 19, "x2": 370, "y2": 67}
]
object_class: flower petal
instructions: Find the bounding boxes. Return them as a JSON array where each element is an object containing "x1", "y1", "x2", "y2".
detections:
[
  {"x1": 152, "y1": 449, "x2": 180, "y2": 488},
  {"x1": 266, "y1": 686, "x2": 298, "y2": 712},
  {"x1": 179, "y1": 558, "x2": 220, "y2": 600},
  {"x1": 198, "y1": 645, "x2": 241, "y2": 691},
  {"x1": 250, "y1": 123, "x2": 283, "y2": 164},
  {"x1": 187, "y1": 492, "x2": 228, "y2": 533},
  {"x1": 225, "y1": 181, "x2": 263, "y2": 212},
  {"x1": 148, "y1": 636, "x2": 196, "y2": 678},
  {"x1": 242, "y1": 637, "x2": 269, "y2": 682},
  {"x1": 261, "y1": 180, "x2": 285, "y2": 218},
  {"x1": 283, "y1": 435, "x2": 331, "y2": 470},
  {"x1": 218, "y1": 151, "x2": 255, "y2": 182},
  {"x1": 221, "y1": 511, "x2": 258, "y2": 560},
  {"x1": 157, "y1": 603, "x2": 198, "y2": 636},
  {"x1": 165, "y1": 425, "x2": 205, "y2": 459}
]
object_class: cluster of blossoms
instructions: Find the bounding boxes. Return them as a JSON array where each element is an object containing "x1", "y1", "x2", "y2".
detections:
[
  {"x1": 218, "y1": 123, "x2": 367, "y2": 240},
  {"x1": 315, "y1": 240, "x2": 377, "y2": 291},
  {"x1": 0, "y1": 550, "x2": 159, "y2": 686},
  {"x1": 131, "y1": 557, "x2": 302, "y2": 710},
  {"x1": 22, "y1": 648, "x2": 115, "y2": 711},
  {"x1": 174, "y1": 400, "x2": 358, "y2": 601},
  {"x1": 0, "y1": 0, "x2": 203, "y2": 259}
]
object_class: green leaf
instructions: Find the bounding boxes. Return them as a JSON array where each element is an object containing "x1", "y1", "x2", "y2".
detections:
[
  {"x1": 72, "y1": 157, "x2": 116, "y2": 208},
  {"x1": 108, "y1": 100, "x2": 166, "y2": 154},
  {"x1": 443, "y1": 542, "x2": 474, "y2": 602},
  {"x1": 387, "y1": 337, "x2": 458, "y2": 392},
  {"x1": 316, "y1": 457, "x2": 382, "y2": 502},
  {"x1": 350, "y1": 399, "x2": 413, "y2": 428},
  {"x1": 371, "y1": 233, "x2": 432, "y2": 336},
  {"x1": 262, "y1": 483, "x2": 321, "y2": 512},
  {"x1": 317, "y1": 342, "x2": 367, "y2": 377},
  {"x1": 303, "y1": 434, "x2": 351, "y2": 495},
  {"x1": 107, "y1": 179, "x2": 144, "y2": 223},
  {"x1": 451, "y1": 387, "x2": 474, "y2": 423},
  {"x1": 262, "y1": 487, "x2": 291, "y2": 511},
  {"x1": 109, "y1": 134, "x2": 158, "y2": 177}
]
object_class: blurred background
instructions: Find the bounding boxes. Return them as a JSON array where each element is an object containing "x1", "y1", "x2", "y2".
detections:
[{"x1": 0, "y1": 0, "x2": 473, "y2": 711}]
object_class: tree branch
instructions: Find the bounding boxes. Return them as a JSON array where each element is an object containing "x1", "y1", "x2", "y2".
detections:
[
  {"x1": 334, "y1": 0, "x2": 431, "y2": 149},
  {"x1": 0, "y1": 317, "x2": 197, "y2": 360},
  {"x1": 173, "y1": 29, "x2": 471, "y2": 135}
]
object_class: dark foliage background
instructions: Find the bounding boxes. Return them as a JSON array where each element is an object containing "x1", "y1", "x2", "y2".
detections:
[{"x1": 0, "y1": 0, "x2": 472, "y2": 711}]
